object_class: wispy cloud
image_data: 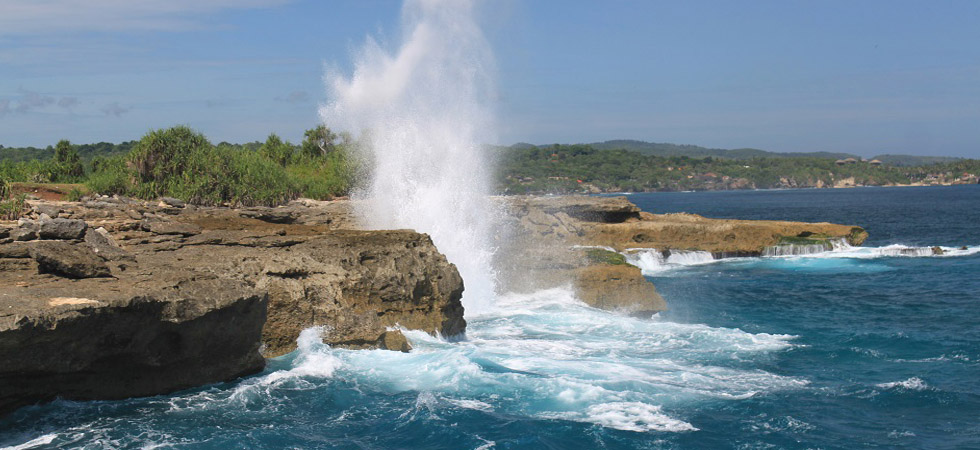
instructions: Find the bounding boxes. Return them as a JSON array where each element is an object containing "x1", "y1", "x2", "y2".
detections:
[
  {"x1": 0, "y1": 0, "x2": 291, "y2": 35},
  {"x1": 205, "y1": 98, "x2": 236, "y2": 108},
  {"x1": 14, "y1": 90, "x2": 55, "y2": 113},
  {"x1": 101, "y1": 102, "x2": 131, "y2": 117},
  {"x1": 58, "y1": 97, "x2": 79, "y2": 109},
  {"x1": 3, "y1": 89, "x2": 85, "y2": 114},
  {"x1": 276, "y1": 90, "x2": 311, "y2": 103}
]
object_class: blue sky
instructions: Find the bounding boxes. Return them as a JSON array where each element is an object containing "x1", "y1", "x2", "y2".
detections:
[{"x1": 1, "y1": 0, "x2": 977, "y2": 157}]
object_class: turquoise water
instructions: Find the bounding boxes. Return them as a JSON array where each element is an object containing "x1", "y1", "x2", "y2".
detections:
[{"x1": 2, "y1": 186, "x2": 978, "y2": 449}]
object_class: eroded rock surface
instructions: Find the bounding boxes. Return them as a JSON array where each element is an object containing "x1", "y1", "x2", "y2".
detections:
[
  {"x1": 0, "y1": 278, "x2": 267, "y2": 417},
  {"x1": 0, "y1": 196, "x2": 464, "y2": 414}
]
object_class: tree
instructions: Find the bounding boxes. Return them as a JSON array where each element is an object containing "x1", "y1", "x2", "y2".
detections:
[
  {"x1": 52, "y1": 139, "x2": 83, "y2": 180},
  {"x1": 301, "y1": 125, "x2": 338, "y2": 158},
  {"x1": 259, "y1": 133, "x2": 293, "y2": 167},
  {"x1": 129, "y1": 126, "x2": 211, "y2": 189}
]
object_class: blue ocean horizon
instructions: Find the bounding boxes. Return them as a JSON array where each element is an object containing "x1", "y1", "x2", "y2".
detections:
[{"x1": 2, "y1": 185, "x2": 978, "y2": 449}]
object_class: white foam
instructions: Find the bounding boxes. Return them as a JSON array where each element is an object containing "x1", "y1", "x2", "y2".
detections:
[
  {"x1": 550, "y1": 402, "x2": 698, "y2": 432},
  {"x1": 321, "y1": 0, "x2": 500, "y2": 315},
  {"x1": 791, "y1": 244, "x2": 980, "y2": 260},
  {"x1": 624, "y1": 248, "x2": 716, "y2": 275},
  {"x1": 2, "y1": 434, "x2": 57, "y2": 450},
  {"x1": 876, "y1": 377, "x2": 929, "y2": 391},
  {"x1": 54, "y1": 288, "x2": 807, "y2": 437}
]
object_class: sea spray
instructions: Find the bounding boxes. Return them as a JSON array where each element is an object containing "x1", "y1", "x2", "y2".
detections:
[{"x1": 320, "y1": 0, "x2": 499, "y2": 314}]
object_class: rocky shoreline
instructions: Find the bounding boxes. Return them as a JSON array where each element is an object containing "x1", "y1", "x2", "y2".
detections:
[{"x1": 0, "y1": 194, "x2": 867, "y2": 416}]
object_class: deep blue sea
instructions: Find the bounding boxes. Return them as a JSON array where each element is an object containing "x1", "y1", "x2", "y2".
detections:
[{"x1": 2, "y1": 186, "x2": 978, "y2": 449}]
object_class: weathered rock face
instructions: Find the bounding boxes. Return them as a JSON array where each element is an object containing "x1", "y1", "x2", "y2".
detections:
[
  {"x1": 495, "y1": 196, "x2": 668, "y2": 314},
  {"x1": 0, "y1": 196, "x2": 465, "y2": 414},
  {"x1": 501, "y1": 195, "x2": 867, "y2": 255},
  {"x1": 0, "y1": 278, "x2": 268, "y2": 417},
  {"x1": 495, "y1": 195, "x2": 867, "y2": 314},
  {"x1": 587, "y1": 211, "x2": 867, "y2": 255},
  {"x1": 574, "y1": 264, "x2": 666, "y2": 316},
  {"x1": 160, "y1": 228, "x2": 466, "y2": 356}
]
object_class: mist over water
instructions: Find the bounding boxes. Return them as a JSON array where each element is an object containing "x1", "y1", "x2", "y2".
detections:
[{"x1": 320, "y1": 0, "x2": 499, "y2": 314}]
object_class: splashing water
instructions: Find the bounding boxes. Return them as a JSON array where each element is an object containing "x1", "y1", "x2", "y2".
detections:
[{"x1": 320, "y1": 0, "x2": 499, "y2": 314}]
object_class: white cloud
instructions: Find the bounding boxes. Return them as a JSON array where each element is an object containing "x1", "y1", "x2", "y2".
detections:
[{"x1": 0, "y1": 0, "x2": 291, "y2": 35}]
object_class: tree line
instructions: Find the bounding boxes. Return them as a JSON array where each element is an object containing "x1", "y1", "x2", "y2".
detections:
[
  {"x1": 497, "y1": 144, "x2": 980, "y2": 194},
  {"x1": 0, "y1": 125, "x2": 357, "y2": 207}
]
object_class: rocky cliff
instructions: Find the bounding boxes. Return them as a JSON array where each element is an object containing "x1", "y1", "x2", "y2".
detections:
[
  {"x1": 495, "y1": 195, "x2": 867, "y2": 315},
  {"x1": 0, "y1": 197, "x2": 465, "y2": 414}
]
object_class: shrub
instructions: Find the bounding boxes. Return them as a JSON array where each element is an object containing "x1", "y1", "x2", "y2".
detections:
[
  {"x1": 0, "y1": 177, "x2": 8, "y2": 200},
  {"x1": 129, "y1": 126, "x2": 211, "y2": 196},
  {"x1": 287, "y1": 147, "x2": 356, "y2": 200},
  {"x1": 51, "y1": 139, "x2": 84, "y2": 182},
  {"x1": 65, "y1": 187, "x2": 85, "y2": 202},
  {"x1": 259, "y1": 133, "x2": 293, "y2": 167},
  {"x1": 167, "y1": 145, "x2": 298, "y2": 207},
  {"x1": 0, "y1": 194, "x2": 28, "y2": 220},
  {"x1": 85, "y1": 156, "x2": 132, "y2": 196}
]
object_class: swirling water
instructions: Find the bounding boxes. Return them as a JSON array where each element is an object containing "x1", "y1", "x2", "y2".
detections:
[{"x1": 2, "y1": 185, "x2": 979, "y2": 449}]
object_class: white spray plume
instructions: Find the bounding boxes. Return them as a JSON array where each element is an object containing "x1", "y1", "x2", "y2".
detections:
[{"x1": 320, "y1": 0, "x2": 499, "y2": 315}]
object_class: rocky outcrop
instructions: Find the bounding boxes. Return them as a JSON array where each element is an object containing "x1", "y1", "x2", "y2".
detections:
[
  {"x1": 495, "y1": 197, "x2": 667, "y2": 315},
  {"x1": 495, "y1": 195, "x2": 867, "y2": 314},
  {"x1": 0, "y1": 196, "x2": 465, "y2": 414},
  {"x1": 0, "y1": 278, "x2": 267, "y2": 417},
  {"x1": 574, "y1": 264, "x2": 666, "y2": 315},
  {"x1": 587, "y1": 211, "x2": 867, "y2": 256},
  {"x1": 502, "y1": 195, "x2": 867, "y2": 256}
]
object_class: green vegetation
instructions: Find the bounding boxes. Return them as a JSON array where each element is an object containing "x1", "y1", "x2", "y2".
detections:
[
  {"x1": 498, "y1": 144, "x2": 980, "y2": 194},
  {"x1": 584, "y1": 248, "x2": 632, "y2": 266},
  {"x1": 0, "y1": 126, "x2": 357, "y2": 207},
  {"x1": 0, "y1": 179, "x2": 27, "y2": 220}
]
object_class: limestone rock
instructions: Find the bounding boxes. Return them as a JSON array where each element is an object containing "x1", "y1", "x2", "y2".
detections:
[
  {"x1": 0, "y1": 278, "x2": 267, "y2": 416},
  {"x1": 39, "y1": 218, "x2": 88, "y2": 240},
  {"x1": 141, "y1": 220, "x2": 202, "y2": 236},
  {"x1": 84, "y1": 227, "x2": 132, "y2": 261},
  {"x1": 574, "y1": 264, "x2": 666, "y2": 316},
  {"x1": 29, "y1": 241, "x2": 111, "y2": 278},
  {"x1": 378, "y1": 330, "x2": 412, "y2": 352},
  {"x1": 159, "y1": 197, "x2": 186, "y2": 208}
]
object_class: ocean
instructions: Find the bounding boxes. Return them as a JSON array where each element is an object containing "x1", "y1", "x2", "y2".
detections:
[{"x1": 2, "y1": 185, "x2": 978, "y2": 449}]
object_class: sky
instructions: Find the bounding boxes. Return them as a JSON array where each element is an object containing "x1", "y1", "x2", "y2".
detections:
[{"x1": 0, "y1": 0, "x2": 978, "y2": 158}]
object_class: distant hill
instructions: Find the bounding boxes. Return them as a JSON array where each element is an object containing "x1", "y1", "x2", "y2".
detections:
[
  {"x1": 586, "y1": 140, "x2": 861, "y2": 161},
  {"x1": 871, "y1": 154, "x2": 963, "y2": 167},
  {"x1": 521, "y1": 140, "x2": 967, "y2": 164}
]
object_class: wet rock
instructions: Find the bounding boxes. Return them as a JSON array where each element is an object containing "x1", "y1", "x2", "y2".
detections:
[
  {"x1": 574, "y1": 264, "x2": 666, "y2": 316},
  {"x1": 378, "y1": 330, "x2": 412, "y2": 352},
  {"x1": 29, "y1": 241, "x2": 111, "y2": 278},
  {"x1": 39, "y1": 218, "x2": 88, "y2": 240},
  {"x1": 932, "y1": 246, "x2": 944, "y2": 255}
]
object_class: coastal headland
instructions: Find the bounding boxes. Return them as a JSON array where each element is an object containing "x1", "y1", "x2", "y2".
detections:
[{"x1": 0, "y1": 194, "x2": 865, "y2": 415}]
